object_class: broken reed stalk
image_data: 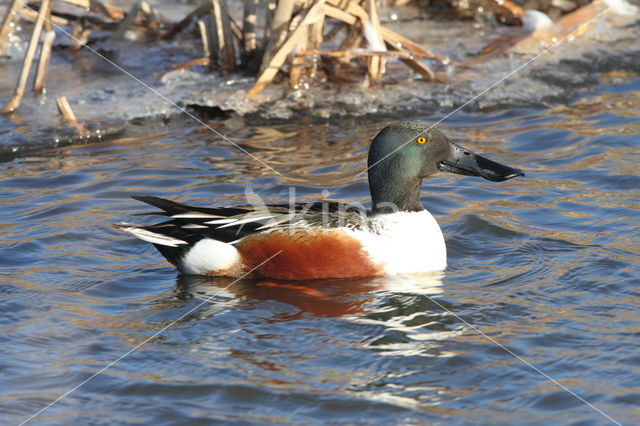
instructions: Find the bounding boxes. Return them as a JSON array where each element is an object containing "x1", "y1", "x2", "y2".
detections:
[
  {"x1": 327, "y1": 0, "x2": 367, "y2": 22},
  {"x1": 69, "y1": 20, "x2": 90, "y2": 51},
  {"x1": 0, "y1": 0, "x2": 23, "y2": 56},
  {"x1": 296, "y1": 49, "x2": 440, "y2": 59},
  {"x1": 198, "y1": 19, "x2": 210, "y2": 59},
  {"x1": 219, "y1": 0, "x2": 236, "y2": 74},
  {"x1": 308, "y1": 17, "x2": 324, "y2": 64},
  {"x1": 56, "y1": 95, "x2": 85, "y2": 134},
  {"x1": 309, "y1": 15, "x2": 324, "y2": 49},
  {"x1": 20, "y1": 8, "x2": 69, "y2": 26},
  {"x1": 290, "y1": 16, "x2": 323, "y2": 88},
  {"x1": 34, "y1": 5, "x2": 55, "y2": 95},
  {"x1": 378, "y1": 26, "x2": 437, "y2": 60},
  {"x1": 249, "y1": 0, "x2": 327, "y2": 96},
  {"x1": 323, "y1": 4, "x2": 356, "y2": 25},
  {"x1": 365, "y1": 0, "x2": 385, "y2": 84},
  {"x1": 243, "y1": 0, "x2": 259, "y2": 52},
  {"x1": 245, "y1": 0, "x2": 454, "y2": 95},
  {"x1": 161, "y1": 2, "x2": 211, "y2": 40},
  {"x1": 2, "y1": 0, "x2": 453, "y2": 111},
  {"x1": 1, "y1": 0, "x2": 50, "y2": 114},
  {"x1": 157, "y1": 57, "x2": 211, "y2": 80},
  {"x1": 289, "y1": 24, "x2": 308, "y2": 88},
  {"x1": 204, "y1": 14, "x2": 219, "y2": 65},
  {"x1": 209, "y1": 0, "x2": 223, "y2": 66},
  {"x1": 219, "y1": 2, "x2": 244, "y2": 42},
  {"x1": 259, "y1": 0, "x2": 296, "y2": 74}
]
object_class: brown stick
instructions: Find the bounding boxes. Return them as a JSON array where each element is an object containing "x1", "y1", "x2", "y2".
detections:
[
  {"x1": 1, "y1": 0, "x2": 50, "y2": 114},
  {"x1": 20, "y1": 9, "x2": 69, "y2": 26},
  {"x1": 483, "y1": 0, "x2": 524, "y2": 22},
  {"x1": 69, "y1": 21, "x2": 90, "y2": 51},
  {"x1": 212, "y1": 0, "x2": 225, "y2": 54},
  {"x1": 326, "y1": 0, "x2": 368, "y2": 22},
  {"x1": 56, "y1": 96, "x2": 86, "y2": 134},
  {"x1": 296, "y1": 49, "x2": 439, "y2": 59},
  {"x1": 378, "y1": 26, "x2": 437, "y2": 60},
  {"x1": 321, "y1": 4, "x2": 356, "y2": 25},
  {"x1": 157, "y1": 57, "x2": 211, "y2": 80},
  {"x1": 161, "y1": 2, "x2": 211, "y2": 40},
  {"x1": 385, "y1": 41, "x2": 449, "y2": 84},
  {"x1": 56, "y1": 96, "x2": 78, "y2": 125},
  {"x1": 219, "y1": 0, "x2": 236, "y2": 74},
  {"x1": 34, "y1": 4, "x2": 55, "y2": 95}
]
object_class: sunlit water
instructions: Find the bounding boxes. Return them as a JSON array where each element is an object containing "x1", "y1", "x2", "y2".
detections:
[{"x1": 2, "y1": 75, "x2": 639, "y2": 424}]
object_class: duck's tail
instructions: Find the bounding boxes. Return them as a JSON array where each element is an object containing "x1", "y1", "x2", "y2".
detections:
[{"x1": 112, "y1": 222, "x2": 190, "y2": 267}]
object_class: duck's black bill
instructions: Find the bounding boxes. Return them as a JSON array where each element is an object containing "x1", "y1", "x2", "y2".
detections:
[{"x1": 439, "y1": 142, "x2": 524, "y2": 182}]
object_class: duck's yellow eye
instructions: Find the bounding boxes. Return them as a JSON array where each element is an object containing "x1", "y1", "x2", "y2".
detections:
[{"x1": 417, "y1": 136, "x2": 427, "y2": 144}]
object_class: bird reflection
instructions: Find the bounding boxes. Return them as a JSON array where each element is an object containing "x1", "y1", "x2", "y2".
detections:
[{"x1": 175, "y1": 272, "x2": 444, "y2": 320}]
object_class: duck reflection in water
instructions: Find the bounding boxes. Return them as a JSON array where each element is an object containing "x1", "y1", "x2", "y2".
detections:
[{"x1": 175, "y1": 272, "x2": 444, "y2": 319}]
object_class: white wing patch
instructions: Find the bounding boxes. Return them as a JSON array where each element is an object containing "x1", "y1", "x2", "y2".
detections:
[
  {"x1": 181, "y1": 224, "x2": 208, "y2": 229},
  {"x1": 204, "y1": 218, "x2": 238, "y2": 225},
  {"x1": 171, "y1": 212, "x2": 225, "y2": 219},
  {"x1": 181, "y1": 238, "x2": 240, "y2": 275},
  {"x1": 117, "y1": 224, "x2": 187, "y2": 247}
]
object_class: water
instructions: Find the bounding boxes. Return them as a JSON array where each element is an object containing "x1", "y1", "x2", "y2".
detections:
[{"x1": 2, "y1": 75, "x2": 639, "y2": 424}]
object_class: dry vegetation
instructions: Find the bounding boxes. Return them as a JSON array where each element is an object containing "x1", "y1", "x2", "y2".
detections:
[{"x1": 0, "y1": 0, "x2": 609, "y2": 123}]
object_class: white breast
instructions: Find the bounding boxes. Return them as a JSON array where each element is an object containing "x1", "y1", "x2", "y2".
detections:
[{"x1": 348, "y1": 210, "x2": 447, "y2": 275}]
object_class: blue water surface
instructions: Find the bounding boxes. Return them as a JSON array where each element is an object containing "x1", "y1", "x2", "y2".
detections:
[{"x1": 1, "y1": 77, "x2": 639, "y2": 425}]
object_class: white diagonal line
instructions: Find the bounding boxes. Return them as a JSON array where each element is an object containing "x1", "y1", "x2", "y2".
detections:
[
  {"x1": 423, "y1": 294, "x2": 621, "y2": 425},
  {"x1": 19, "y1": 250, "x2": 283, "y2": 425},
  {"x1": 14, "y1": 2, "x2": 618, "y2": 423},
  {"x1": 18, "y1": 0, "x2": 281, "y2": 176},
  {"x1": 362, "y1": 7, "x2": 610, "y2": 176}
]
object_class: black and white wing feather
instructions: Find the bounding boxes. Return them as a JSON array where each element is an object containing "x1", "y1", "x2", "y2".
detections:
[{"x1": 114, "y1": 195, "x2": 371, "y2": 259}]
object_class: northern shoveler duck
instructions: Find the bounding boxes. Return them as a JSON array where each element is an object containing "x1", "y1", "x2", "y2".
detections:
[{"x1": 115, "y1": 121, "x2": 523, "y2": 280}]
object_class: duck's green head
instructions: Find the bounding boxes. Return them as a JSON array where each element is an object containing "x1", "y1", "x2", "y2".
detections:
[{"x1": 367, "y1": 121, "x2": 524, "y2": 213}]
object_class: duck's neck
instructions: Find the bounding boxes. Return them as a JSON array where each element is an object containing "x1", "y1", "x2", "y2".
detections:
[{"x1": 369, "y1": 172, "x2": 424, "y2": 214}]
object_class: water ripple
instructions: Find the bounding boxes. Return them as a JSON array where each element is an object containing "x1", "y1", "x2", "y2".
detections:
[{"x1": 2, "y1": 96, "x2": 640, "y2": 424}]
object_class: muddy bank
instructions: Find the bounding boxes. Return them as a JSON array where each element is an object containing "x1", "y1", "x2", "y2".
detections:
[{"x1": 0, "y1": 2, "x2": 638, "y2": 157}]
